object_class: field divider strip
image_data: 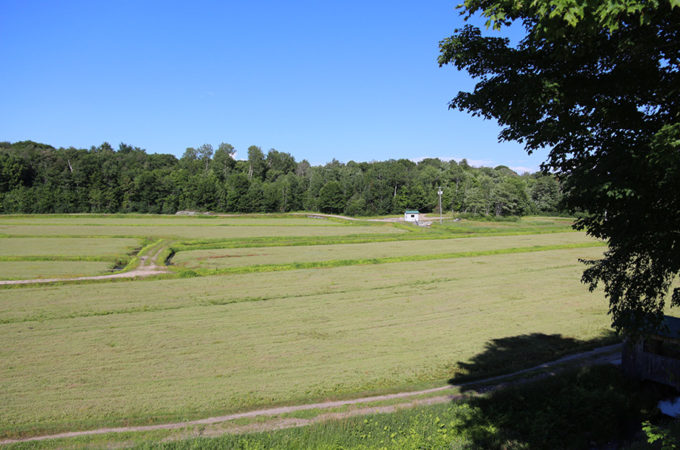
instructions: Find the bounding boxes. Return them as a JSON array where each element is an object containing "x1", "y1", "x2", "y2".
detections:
[
  {"x1": 188, "y1": 242, "x2": 606, "y2": 277},
  {"x1": 170, "y1": 229, "x2": 579, "y2": 252}
]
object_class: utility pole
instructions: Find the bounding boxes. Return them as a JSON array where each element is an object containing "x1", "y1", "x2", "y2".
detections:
[{"x1": 437, "y1": 187, "x2": 443, "y2": 224}]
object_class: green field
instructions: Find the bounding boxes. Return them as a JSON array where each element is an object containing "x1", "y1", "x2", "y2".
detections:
[
  {"x1": 172, "y1": 232, "x2": 596, "y2": 271},
  {"x1": 0, "y1": 236, "x2": 142, "y2": 280},
  {"x1": 0, "y1": 261, "x2": 115, "y2": 280},
  {"x1": 0, "y1": 214, "x2": 615, "y2": 443},
  {"x1": 0, "y1": 237, "x2": 139, "y2": 257},
  {"x1": 0, "y1": 215, "x2": 348, "y2": 227},
  {"x1": 0, "y1": 224, "x2": 402, "y2": 239}
]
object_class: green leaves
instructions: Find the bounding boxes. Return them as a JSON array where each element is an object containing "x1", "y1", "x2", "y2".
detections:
[
  {"x1": 441, "y1": 0, "x2": 680, "y2": 336},
  {"x1": 460, "y1": 0, "x2": 675, "y2": 33}
]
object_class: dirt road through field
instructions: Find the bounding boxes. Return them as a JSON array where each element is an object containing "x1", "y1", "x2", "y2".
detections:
[{"x1": 0, "y1": 343, "x2": 621, "y2": 444}]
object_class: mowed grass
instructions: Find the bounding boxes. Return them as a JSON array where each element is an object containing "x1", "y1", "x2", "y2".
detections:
[
  {"x1": 432, "y1": 216, "x2": 574, "y2": 235},
  {"x1": 0, "y1": 224, "x2": 402, "y2": 239},
  {"x1": 172, "y1": 232, "x2": 597, "y2": 271},
  {"x1": 0, "y1": 215, "x2": 348, "y2": 227},
  {"x1": 0, "y1": 246, "x2": 612, "y2": 438},
  {"x1": 0, "y1": 261, "x2": 114, "y2": 280},
  {"x1": 0, "y1": 237, "x2": 141, "y2": 280},
  {"x1": 0, "y1": 237, "x2": 139, "y2": 257},
  {"x1": 0, "y1": 215, "x2": 575, "y2": 241}
]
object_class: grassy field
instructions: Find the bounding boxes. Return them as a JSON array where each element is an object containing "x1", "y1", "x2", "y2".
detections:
[
  {"x1": 0, "y1": 215, "x2": 349, "y2": 227},
  {"x1": 0, "y1": 236, "x2": 142, "y2": 280},
  {"x1": 432, "y1": 215, "x2": 574, "y2": 234},
  {"x1": 0, "y1": 237, "x2": 139, "y2": 257},
  {"x1": 0, "y1": 261, "x2": 115, "y2": 280},
  {"x1": 0, "y1": 214, "x2": 617, "y2": 442},
  {"x1": 0, "y1": 224, "x2": 402, "y2": 239},
  {"x1": 135, "y1": 365, "x2": 665, "y2": 449},
  {"x1": 172, "y1": 232, "x2": 596, "y2": 271},
  {"x1": 4, "y1": 365, "x2": 672, "y2": 449}
]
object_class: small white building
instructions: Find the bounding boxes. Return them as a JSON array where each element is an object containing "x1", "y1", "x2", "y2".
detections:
[{"x1": 404, "y1": 210, "x2": 420, "y2": 222}]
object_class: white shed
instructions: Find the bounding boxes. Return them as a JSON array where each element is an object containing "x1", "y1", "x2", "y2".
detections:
[{"x1": 404, "y1": 210, "x2": 420, "y2": 222}]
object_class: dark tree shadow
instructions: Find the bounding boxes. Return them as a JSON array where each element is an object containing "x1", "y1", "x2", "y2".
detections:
[
  {"x1": 449, "y1": 364, "x2": 664, "y2": 449},
  {"x1": 448, "y1": 331, "x2": 619, "y2": 389},
  {"x1": 445, "y1": 332, "x2": 673, "y2": 449}
]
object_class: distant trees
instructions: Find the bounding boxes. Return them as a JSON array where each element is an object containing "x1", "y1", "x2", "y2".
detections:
[
  {"x1": 318, "y1": 181, "x2": 345, "y2": 214},
  {"x1": 0, "y1": 140, "x2": 564, "y2": 217}
]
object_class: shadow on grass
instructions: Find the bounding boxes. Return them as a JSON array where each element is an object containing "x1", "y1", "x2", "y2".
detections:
[
  {"x1": 450, "y1": 364, "x2": 667, "y2": 449},
  {"x1": 445, "y1": 332, "x2": 677, "y2": 449},
  {"x1": 448, "y1": 331, "x2": 620, "y2": 387}
]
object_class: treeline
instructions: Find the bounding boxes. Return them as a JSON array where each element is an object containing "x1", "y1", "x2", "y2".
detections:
[{"x1": 0, "y1": 140, "x2": 563, "y2": 216}]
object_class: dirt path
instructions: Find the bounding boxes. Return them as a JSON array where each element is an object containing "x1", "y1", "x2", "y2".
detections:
[
  {"x1": 0, "y1": 242, "x2": 169, "y2": 286},
  {"x1": 0, "y1": 343, "x2": 621, "y2": 445}
]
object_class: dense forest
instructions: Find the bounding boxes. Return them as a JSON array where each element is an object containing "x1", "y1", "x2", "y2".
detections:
[{"x1": 0, "y1": 140, "x2": 564, "y2": 216}]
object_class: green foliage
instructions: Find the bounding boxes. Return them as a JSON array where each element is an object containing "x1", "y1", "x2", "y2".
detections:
[
  {"x1": 642, "y1": 420, "x2": 679, "y2": 450},
  {"x1": 0, "y1": 141, "x2": 562, "y2": 217},
  {"x1": 141, "y1": 406, "x2": 465, "y2": 449},
  {"x1": 459, "y1": 0, "x2": 680, "y2": 33},
  {"x1": 246, "y1": 145, "x2": 267, "y2": 181},
  {"x1": 530, "y1": 175, "x2": 561, "y2": 213},
  {"x1": 439, "y1": 0, "x2": 680, "y2": 336},
  {"x1": 318, "y1": 181, "x2": 345, "y2": 214}
]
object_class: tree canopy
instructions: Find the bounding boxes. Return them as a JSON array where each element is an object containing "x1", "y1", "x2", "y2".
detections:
[
  {"x1": 439, "y1": 0, "x2": 680, "y2": 336},
  {"x1": 0, "y1": 140, "x2": 562, "y2": 218}
]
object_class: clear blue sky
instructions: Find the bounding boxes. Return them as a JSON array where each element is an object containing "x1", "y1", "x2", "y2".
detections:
[{"x1": 0, "y1": 0, "x2": 547, "y2": 172}]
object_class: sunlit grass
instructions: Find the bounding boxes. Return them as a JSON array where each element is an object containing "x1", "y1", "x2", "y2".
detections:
[
  {"x1": 0, "y1": 246, "x2": 612, "y2": 438},
  {"x1": 0, "y1": 261, "x2": 114, "y2": 280},
  {"x1": 0, "y1": 224, "x2": 403, "y2": 238},
  {"x1": 172, "y1": 232, "x2": 596, "y2": 271},
  {"x1": 0, "y1": 237, "x2": 139, "y2": 257}
]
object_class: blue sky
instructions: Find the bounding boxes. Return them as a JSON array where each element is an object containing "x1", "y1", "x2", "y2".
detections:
[{"x1": 0, "y1": 0, "x2": 547, "y2": 172}]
